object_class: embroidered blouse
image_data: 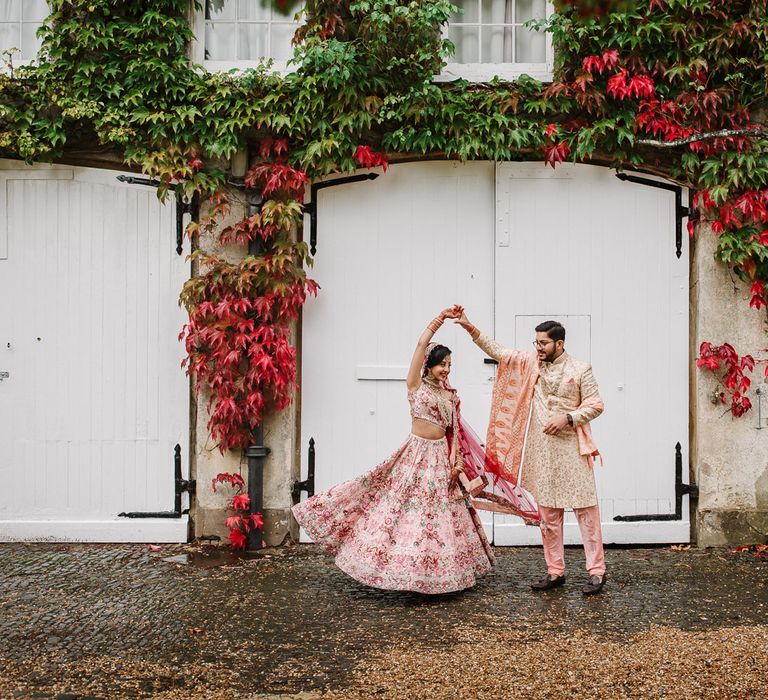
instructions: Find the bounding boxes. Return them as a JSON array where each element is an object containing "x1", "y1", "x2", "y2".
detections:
[{"x1": 407, "y1": 381, "x2": 454, "y2": 430}]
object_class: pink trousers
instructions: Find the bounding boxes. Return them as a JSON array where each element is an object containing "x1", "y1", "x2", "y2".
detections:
[{"x1": 538, "y1": 505, "x2": 606, "y2": 577}]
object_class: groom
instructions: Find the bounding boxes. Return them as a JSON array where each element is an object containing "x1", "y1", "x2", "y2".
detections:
[{"x1": 456, "y1": 311, "x2": 607, "y2": 595}]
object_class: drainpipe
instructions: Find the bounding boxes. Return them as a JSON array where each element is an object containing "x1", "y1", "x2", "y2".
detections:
[{"x1": 245, "y1": 185, "x2": 271, "y2": 551}]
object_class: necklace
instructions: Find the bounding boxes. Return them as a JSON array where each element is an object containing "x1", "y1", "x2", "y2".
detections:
[{"x1": 421, "y1": 376, "x2": 454, "y2": 425}]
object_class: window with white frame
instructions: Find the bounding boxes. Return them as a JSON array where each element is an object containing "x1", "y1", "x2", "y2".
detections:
[
  {"x1": 0, "y1": 0, "x2": 48, "y2": 61},
  {"x1": 197, "y1": 0, "x2": 551, "y2": 81},
  {"x1": 443, "y1": 0, "x2": 552, "y2": 81},
  {"x1": 202, "y1": 0, "x2": 302, "y2": 68}
]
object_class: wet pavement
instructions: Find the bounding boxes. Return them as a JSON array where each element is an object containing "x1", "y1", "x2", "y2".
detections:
[{"x1": 0, "y1": 543, "x2": 767, "y2": 699}]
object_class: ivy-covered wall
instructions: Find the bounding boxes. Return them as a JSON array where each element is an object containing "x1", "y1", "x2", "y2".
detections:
[{"x1": 1, "y1": 0, "x2": 767, "y2": 544}]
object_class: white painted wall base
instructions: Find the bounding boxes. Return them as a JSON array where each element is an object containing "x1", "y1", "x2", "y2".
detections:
[{"x1": 0, "y1": 517, "x2": 188, "y2": 543}]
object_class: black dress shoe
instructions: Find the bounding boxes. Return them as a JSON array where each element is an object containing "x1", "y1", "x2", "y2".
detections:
[
  {"x1": 582, "y1": 573, "x2": 607, "y2": 595},
  {"x1": 531, "y1": 574, "x2": 566, "y2": 591}
]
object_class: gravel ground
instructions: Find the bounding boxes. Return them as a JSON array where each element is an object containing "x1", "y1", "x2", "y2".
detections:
[{"x1": 0, "y1": 543, "x2": 766, "y2": 699}]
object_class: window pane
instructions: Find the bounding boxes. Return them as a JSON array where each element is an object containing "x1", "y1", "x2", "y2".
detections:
[
  {"x1": 446, "y1": 25, "x2": 479, "y2": 63},
  {"x1": 0, "y1": 22, "x2": 20, "y2": 53},
  {"x1": 449, "y1": 0, "x2": 479, "y2": 24},
  {"x1": 205, "y1": 22, "x2": 236, "y2": 59},
  {"x1": 516, "y1": 24, "x2": 545, "y2": 62},
  {"x1": 237, "y1": 0, "x2": 270, "y2": 21},
  {"x1": 0, "y1": 1, "x2": 20, "y2": 22},
  {"x1": 21, "y1": 20, "x2": 42, "y2": 58},
  {"x1": 25, "y1": 0, "x2": 49, "y2": 21},
  {"x1": 270, "y1": 23, "x2": 296, "y2": 62},
  {"x1": 516, "y1": 0, "x2": 546, "y2": 23},
  {"x1": 206, "y1": 0, "x2": 236, "y2": 20},
  {"x1": 483, "y1": 25, "x2": 513, "y2": 63},
  {"x1": 238, "y1": 22, "x2": 268, "y2": 60},
  {"x1": 482, "y1": 0, "x2": 512, "y2": 26}
]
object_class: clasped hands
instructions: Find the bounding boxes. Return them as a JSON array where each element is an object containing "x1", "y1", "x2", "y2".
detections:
[{"x1": 437, "y1": 304, "x2": 464, "y2": 322}]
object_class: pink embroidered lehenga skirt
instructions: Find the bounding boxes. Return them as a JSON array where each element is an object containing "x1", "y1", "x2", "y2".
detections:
[{"x1": 292, "y1": 434, "x2": 495, "y2": 594}]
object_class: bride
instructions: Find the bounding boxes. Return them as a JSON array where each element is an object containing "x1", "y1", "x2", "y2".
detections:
[{"x1": 292, "y1": 305, "x2": 536, "y2": 594}]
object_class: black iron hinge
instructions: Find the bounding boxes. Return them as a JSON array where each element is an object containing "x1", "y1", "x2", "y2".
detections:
[
  {"x1": 292, "y1": 437, "x2": 316, "y2": 501},
  {"x1": 175, "y1": 191, "x2": 199, "y2": 256},
  {"x1": 615, "y1": 172, "x2": 697, "y2": 259},
  {"x1": 119, "y1": 444, "x2": 196, "y2": 519},
  {"x1": 614, "y1": 442, "x2": 698, "y2": 522},
  {"x1": 115, "y1": 175, "x2": 198, "y2": 256},
  {"x1": 303, "y1": 173, "x2": 379, "y2": 255}
]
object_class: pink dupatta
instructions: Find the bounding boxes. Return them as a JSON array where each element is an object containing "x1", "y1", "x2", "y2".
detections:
[{"x1": 423, "y1": 343, "x2": 539, "y2": 523}]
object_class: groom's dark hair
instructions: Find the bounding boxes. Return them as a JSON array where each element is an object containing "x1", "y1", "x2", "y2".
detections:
[{"x1": 535, "y1": 320, "x2": 565, "y2": 342}]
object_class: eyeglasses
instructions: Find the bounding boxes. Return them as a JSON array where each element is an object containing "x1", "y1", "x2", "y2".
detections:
[{"x1": 532, "y1": 339, "x2": 557, "y2": 348}]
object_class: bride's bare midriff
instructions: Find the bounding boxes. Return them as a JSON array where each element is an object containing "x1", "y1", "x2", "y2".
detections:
[{"x1": 411, "y1": 418, "x2": 446, "y2": 440}]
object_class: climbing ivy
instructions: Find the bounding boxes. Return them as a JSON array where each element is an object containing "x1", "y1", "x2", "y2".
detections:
[{"x1": 1, "y1": 0, "x2": 767, "y2": 462}]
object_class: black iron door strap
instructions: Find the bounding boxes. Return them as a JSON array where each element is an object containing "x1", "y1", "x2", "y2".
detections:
[
  {"x1": 303, "y1": 173, "x2": 379, "y2": 255},
  {"x1": 613, "y1": 442, "x2": 698, "y2": 521},
  {"x1": 293, "y1": 438, "x2": 316, "y2": 501},
  {"x1": 116, "y1": 175, "x2": 198, "y2": 256},
  {"x1": 119, "y1": 444, "x2": 196, "y2": 519},
  {"x1": 615, "y1": 172, "x2": 696, "y2": 259}
]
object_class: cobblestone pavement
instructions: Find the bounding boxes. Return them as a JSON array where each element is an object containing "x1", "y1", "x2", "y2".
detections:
[{"x1": 0, "y1": 543, "x2": 767, "y2": 699}]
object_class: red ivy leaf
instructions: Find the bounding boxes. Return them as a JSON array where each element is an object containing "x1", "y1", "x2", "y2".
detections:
[
  {"x1": 225, "y1": 515, "x2": 243, "y2": 531},
  {"x1": 582, "y1": 55, "x2": 605, "y2": 74},
  {"x1": 606, "y1": 69, "x2": 629, "y2": 99},
  {"x1": 188, "y1": 153, "x2": 203, "y2": 171},
  {"x1": 601, "y1": 49, "x2": 619, "y2": 70},
  {"x1": 354, "y1": 145, "x2": 389, "y2": 171},
  {"x1": 231, "y1": 493, "x2": 250, "y2": 511},
  {"x1": 544, "y1": 142, "x2": 571, "y2": 169},
  {"x1": 227, "y1": 529, "x2": 247, "y2": 550},
  {"x1": 211, "y1": 472, "x2": 245, "y2": 493}
]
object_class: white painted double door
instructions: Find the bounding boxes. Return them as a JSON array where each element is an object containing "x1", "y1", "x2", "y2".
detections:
[
  {"x1": 300, "y1": 161, "x2": 689, "y2": 544},
  {"x1": 0, "y1": 162, "x2": 190, "y2": 542}
]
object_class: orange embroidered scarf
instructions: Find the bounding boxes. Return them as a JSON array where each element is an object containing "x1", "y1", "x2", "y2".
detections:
[{"x1": 485, "y1": 350, "x2": 602, "y2": 484}]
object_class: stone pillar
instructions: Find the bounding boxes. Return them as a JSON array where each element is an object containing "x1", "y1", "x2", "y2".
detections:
[
  {"x1": 189, "y1": 186, "x2": 300, "y2": 546},
  {"x1": 691, "y1": 220, "x2": 768, "y2": 546}
]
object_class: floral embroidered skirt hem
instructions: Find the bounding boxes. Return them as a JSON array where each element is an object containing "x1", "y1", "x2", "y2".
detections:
[{"x1": 292, "y1": 434, "x2": 495, "y2": 595}]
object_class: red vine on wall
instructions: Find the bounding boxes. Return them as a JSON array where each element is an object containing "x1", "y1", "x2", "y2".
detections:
[
  {"x1": 181, "y1": 141, "x2": 389, "y2": 547},
  {"x1": 180, "y1": 144, "x2": 321, "y2": 547},
  {"x1": 211, "y1": 472, "x2": 263, "y2": 549},
  {"x1": 696, "y1": 341, "x2": 767, "y2": 417}
]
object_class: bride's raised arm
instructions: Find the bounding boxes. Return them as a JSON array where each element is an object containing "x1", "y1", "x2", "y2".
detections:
[{"x1": 405, "y1": 306, "x2": 460, "y2": 391}]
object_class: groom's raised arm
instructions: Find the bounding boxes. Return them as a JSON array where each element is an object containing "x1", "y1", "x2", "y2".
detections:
[{"x1": 455, "y1": 310, "x2": 508, "y2": 362}]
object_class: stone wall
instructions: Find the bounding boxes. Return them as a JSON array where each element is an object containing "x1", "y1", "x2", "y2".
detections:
[
  {"x1": 189, "y1": 185, "x2": 300, "y2": 546},
  {"x1": 691, "y1": 221, "x2": 768, "y2": 546}
]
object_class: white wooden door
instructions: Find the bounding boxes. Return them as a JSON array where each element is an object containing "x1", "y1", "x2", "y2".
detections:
[
  {"x1": 299, "y1": 162, "x2": 496, "y2": 542},
  {"x1": 0, "y1": 162, "x2": 190, "y2": 542},
  {"x1": 493, "y1": 162, "x2": 689, "y2": 544}
]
